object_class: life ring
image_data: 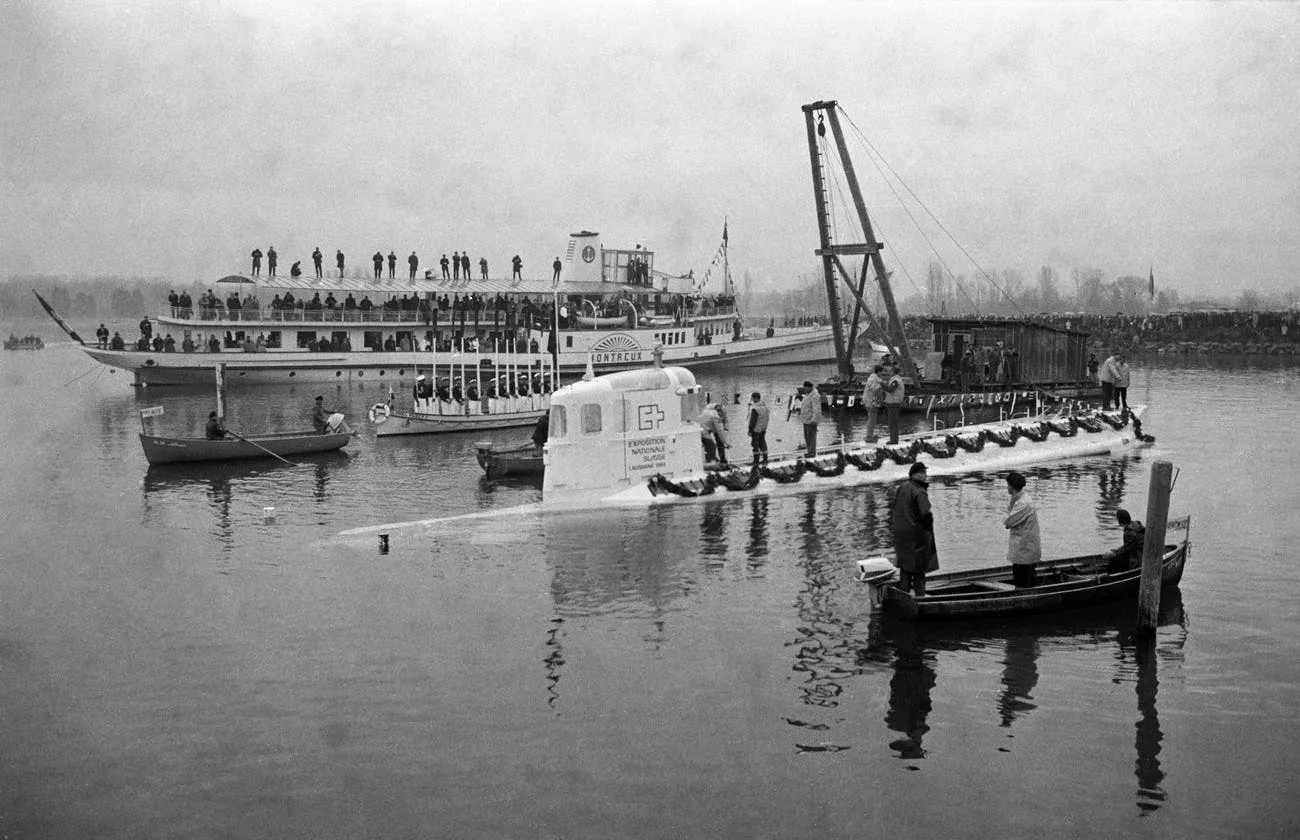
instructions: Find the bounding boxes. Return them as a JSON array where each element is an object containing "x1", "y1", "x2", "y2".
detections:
[{"x1": 369, "y1": 403, "x2": 390, "y2": 424}]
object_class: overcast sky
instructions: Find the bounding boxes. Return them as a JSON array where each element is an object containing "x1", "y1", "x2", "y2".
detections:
[{"x1": 2, "y1": 0, "x2": 1296, "y2": 300}]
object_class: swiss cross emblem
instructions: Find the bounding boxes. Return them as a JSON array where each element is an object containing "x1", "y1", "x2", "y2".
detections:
[{"x1": 638, "y1": 404, "x2": 664, "y2": 430}]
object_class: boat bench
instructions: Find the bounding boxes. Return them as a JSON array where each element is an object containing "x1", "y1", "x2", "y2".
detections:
[{"x1": 971, "y1": 580, "x2": 1017, "y2": 592}]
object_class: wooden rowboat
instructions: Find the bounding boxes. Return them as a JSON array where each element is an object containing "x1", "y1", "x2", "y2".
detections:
[
  {"x1": 139, "y1": 429, "x2": 353, "y2": 465},
  {"x1": 865, "y1": 534, "x2": 1190, "y2": 621},
  {"x1": 474, "y1": 440, "x2": 544, "y2": 479}
]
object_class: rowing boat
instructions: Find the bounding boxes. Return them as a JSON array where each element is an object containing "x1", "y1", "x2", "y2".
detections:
[
  {"x1": 474, "y1": 440, "x2": 544, "y2": 479},
  {"x1": 859, "y1": 525, "x2": 1190, "y2": 621},
  {"x1": 140, "y1": 429, "x2": 353, "y2": 465}
]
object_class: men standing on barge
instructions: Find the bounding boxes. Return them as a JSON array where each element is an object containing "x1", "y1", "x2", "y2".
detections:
[{"x1": 797, "y1": 380, "x2": 822, "y2": 457}]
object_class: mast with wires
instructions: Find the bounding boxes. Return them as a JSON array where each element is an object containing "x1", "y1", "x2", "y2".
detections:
[{"x1": 801, "y1": 100, "x2": 917, "y2": 381}]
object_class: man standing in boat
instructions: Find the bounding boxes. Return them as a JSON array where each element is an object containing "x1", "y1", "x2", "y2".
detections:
[
  {"x1": 336, "y1": 250, "x2": 345, "y2": 278},
  {"x1": 1003, "y1": 471, "x2": 1041, "y2": 587},
  {"x1": 251, "y1": 247, "x2": 262, "y2": 277},
  {"x1": 891, "y1": 462, "x2": 938, "y2": 595},
  {"x1": 512, "y1": 254, "x2": 522, "y2": 280},
  {"x1": 409, "y1": 251, "x2": 419, "y2": 281},
  {"x1": 313, "y1": 247, "x2": 323, "y2": 278},
  {"x1": 552, "y1": 257, "x2": 562, "y2": 284},
  {"x1": 441, "y1": 254, "x2": 451, "y2": 279},
  {"x1": 267, "y1": 246, "x2": 277, "y2": 277}
]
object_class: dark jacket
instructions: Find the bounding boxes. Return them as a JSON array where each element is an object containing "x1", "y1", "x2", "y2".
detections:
[
  {"x1": 1105, "y1": 521, "x2": 1145, "y2": 571},
  {"x1": 892, "y1": 477, "x2": 939, "y2": 573}
]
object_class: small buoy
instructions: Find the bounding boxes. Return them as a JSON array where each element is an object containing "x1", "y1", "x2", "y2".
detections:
[
  {"x1": 262, "y1": 506, "x2": 276, "y2": 523},
  {"x1": 379, "y1": 533, "x2": 390, "y2": 554}
]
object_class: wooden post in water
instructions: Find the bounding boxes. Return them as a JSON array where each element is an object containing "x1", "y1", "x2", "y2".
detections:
[
  {"x1": 1136, "y1": 460, "x2": 1174, "y2": 634},
  {"x1": 215, "y1": 363, "x2": 227, "y2": 422}
]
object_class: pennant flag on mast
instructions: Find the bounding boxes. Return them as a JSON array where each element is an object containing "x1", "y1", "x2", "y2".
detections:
[
  {"x1": 1149, "y1": 266, "x2": 1155, "y2": 300},
  {"x1": 723, "y1": 218, "x2": 728, "y2": 245}
]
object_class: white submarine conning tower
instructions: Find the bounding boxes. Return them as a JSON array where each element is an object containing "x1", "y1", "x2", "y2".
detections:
[
  {"x1": 542, "y1": 363, "x2": 702, "y2": 506},
  {"x1": 564, "y1": 230, "x2": 656, "y2": 287}
]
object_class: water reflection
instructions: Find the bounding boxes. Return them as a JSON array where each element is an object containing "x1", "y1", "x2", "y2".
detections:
[
  {"x1": 997, "y1": 634, "x2": 1040, "y2": 727},
  {"x1": 870, "y1": 591, "x2": 1188, "y2": 790},
  {"x1": 883, "y1": 621, "x2": 937, "y2": 760},
  {"x1": 746, "y1": 496, "x2": 769, "y2": 570},
  {"x1": 787, "y1": 493, "x2": 875, "y2": 714}
]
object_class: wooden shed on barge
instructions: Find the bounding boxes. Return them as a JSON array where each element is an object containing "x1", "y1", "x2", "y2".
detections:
[{"x1": 925, "y1": 318, "x2": 1089, "y2": 386}]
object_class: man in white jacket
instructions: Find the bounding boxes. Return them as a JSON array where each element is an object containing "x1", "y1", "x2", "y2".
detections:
[{"x1": 1003, "y1": 471, "x2": 1042, "y2": 587}]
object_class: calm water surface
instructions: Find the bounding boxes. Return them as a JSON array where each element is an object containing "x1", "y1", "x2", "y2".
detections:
[{"x1": 1, "y1": 347, "x2": 1297, "y2": 838}]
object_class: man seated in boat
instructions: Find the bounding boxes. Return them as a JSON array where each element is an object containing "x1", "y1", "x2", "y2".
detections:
[
  {"x1": 1101, "y1": 509, "x2": 1146, "y2": 573},
  {"x1": 204, "y1": 411, "x2": 227, "y2": 440},
  {"x1": 532, "y1": 413, "x2": 549, "y2": 453},
  {"x1": 312, "y1": 396, "x2": 334, "y2": 434}
]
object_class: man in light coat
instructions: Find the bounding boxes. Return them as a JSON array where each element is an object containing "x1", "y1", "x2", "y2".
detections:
[
  {"x1": 700, "y1": 403, "x2": 728, "y2": 464},
  {"x1": 882, "y1": 365, "x2": 905, "y2": 444},
  {"x1": 1098, "y1": 351, "x2": 1120, "y2": 409},
  {"x1": 797, "y1": 381, "x2": 822, "y2": 457},
  {"x1": 1003, "y1": 471, "x2": 1042, "y2": 587},
  {"x1": 864, "y1": 365, "x2": 884, "y2": 442}
]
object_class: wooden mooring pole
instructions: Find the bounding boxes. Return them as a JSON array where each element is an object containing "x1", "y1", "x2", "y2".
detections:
[{"x1": 1136, "y1": 460, "x2": 1174, "y2": 634}]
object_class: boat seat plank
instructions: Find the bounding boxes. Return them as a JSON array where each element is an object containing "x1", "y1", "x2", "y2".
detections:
[{"x1": 971, "y1": 580, "x2": 1017, "y2": 592}]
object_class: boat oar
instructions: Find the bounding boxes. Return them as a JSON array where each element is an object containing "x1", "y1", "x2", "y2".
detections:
[{"x1": 225, "y1": 429, "x2": 301, "y2": 467}]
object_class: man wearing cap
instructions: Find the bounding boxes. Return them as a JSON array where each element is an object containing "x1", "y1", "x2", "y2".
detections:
[
  {"x1": 414, "y1": 374, "x2": 433, "y2": 400},
  {"x1": 797, "y1": 380, "x2": 822, "y2": 457},
  {"x1": 1003, "y1": 471, "x2": 1041, "y2": 587},
  {"x1": 891, "y1": 461, "x2": 938, "y2": 595}
]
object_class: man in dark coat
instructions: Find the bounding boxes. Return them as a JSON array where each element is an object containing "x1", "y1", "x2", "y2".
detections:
[
  {"x1": 1102, "y1": 508, "x2": 1145, "y2": 572},
  {"x1": 312, "y1": 247, "x2": 323, "y2": 278},
  {"x1": 892, "y1": 461, "x2": 938, "y2": 595}
]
